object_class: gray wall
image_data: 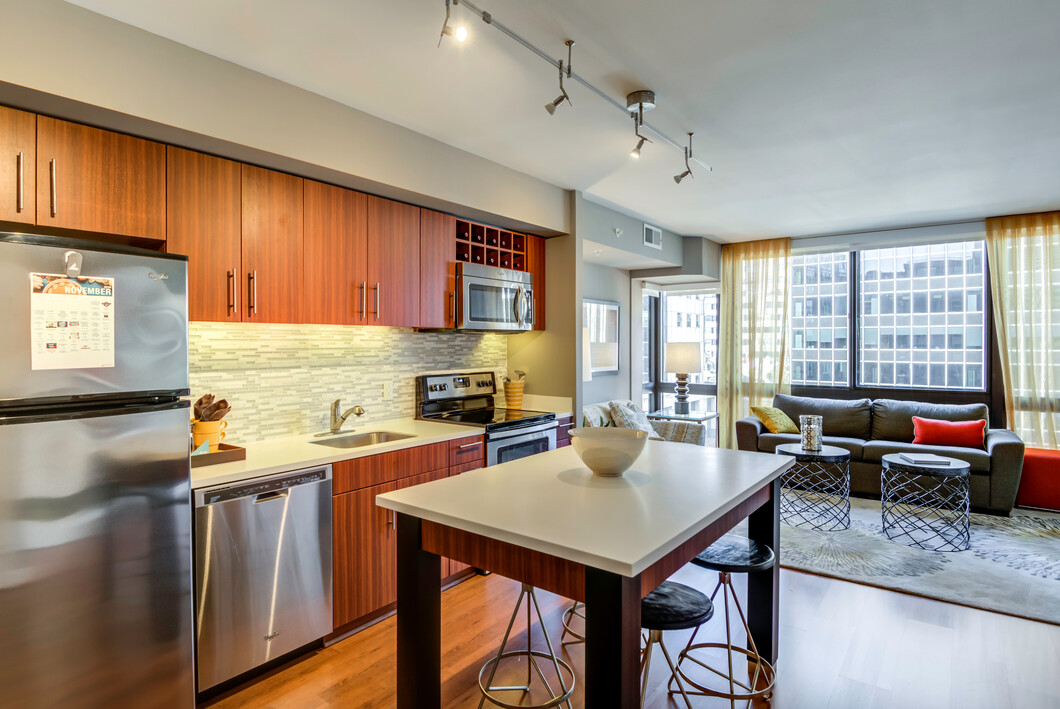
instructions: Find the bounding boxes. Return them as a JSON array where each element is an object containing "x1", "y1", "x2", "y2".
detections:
[
  {"x1": 579, "y1": 198, "x2": 683, "y2": 266},
  {"x1": 581, "y1": 262, "x2": 632, "y2": 405},
  {"x1": 0, "y1": 0, "x2": 568, "y2": 235}
]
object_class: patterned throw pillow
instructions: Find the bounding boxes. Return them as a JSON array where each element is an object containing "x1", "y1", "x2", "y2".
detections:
[
  {"x1": 582, "y1": 403, "x2": 611, "y2": 428},
  {"x1": 608, "y1": 401, "x2": 665, "y2": 441},
  {"x1": 750, "y1": 406, "x2": 799, "y2": 434}
]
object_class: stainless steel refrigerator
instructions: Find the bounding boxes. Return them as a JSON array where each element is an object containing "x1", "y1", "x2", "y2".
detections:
[{"x1": 0, "y1": 233, "x2": 194, "y2": 708}]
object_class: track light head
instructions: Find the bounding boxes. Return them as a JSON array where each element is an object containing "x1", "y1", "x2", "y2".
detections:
[
  {"x1": 545, "y1": 95, "x2": 568, "y2": 115},
  {"x1": 631, "y1": 138, "x2": 646, "y2": 158},
  {"x1": 673, "y1": 169, "x2": 692, "y2": 184},
  {"x1": 438, "y1": 0, "x2": 467, "y2": 46},
  {"x1": 673, "y1": 135, "x2": 695, "y2": 184}
]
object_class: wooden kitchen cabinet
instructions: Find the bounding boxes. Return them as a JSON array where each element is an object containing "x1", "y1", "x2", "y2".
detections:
[
  {"x1": 525, "y1": 235, "x2": 546, "y2": 331},
  {"x1": 446, "y1": 435, "x2": 486, "y2": 576},
  {"x1": 332, "y1": 468, "x2": 447, "y2": 629},
  {"x1": 419, "y1": 209, "x2": 456, "y2": 328},
  {"x1": 166, "y1": 147, "x2": 242, "y2": 322},
  {"x1": 0, "y1": 106, "x2": 35, "y2": 225},
  {"x1": 366, "y1": 195, "x2": 420, "y2": 327},
  {"x1": 241, "y1": 165, "x2": 304, "y2": 323},
  {"x1": 35, "y1": 116, "x2": 166, "y2": 240},
  {"x1": 556, "y1": 414, "x2": 574, "y2": 447},
  {"x1": 332, "y1": 441, "x2": 448, "y2": 495},
  {"x1": 303, "y1": 180, "x2": 368, "y2": 325}
]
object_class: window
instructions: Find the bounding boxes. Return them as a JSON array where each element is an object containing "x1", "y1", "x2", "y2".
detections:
[
  {"x1": 660, "y1": 292, "x2": 719, "y2": 386},
  {"x1": 857, "y1": 241, "x2": 986, "y2": 390},
  {"x1": 790, "y1": 252, "x2": 851, "y2": 387}
]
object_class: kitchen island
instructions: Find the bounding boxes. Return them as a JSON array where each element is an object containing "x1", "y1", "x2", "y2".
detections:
[{"x1": 376, "y1": 441, "x2": 793, "y2": 708}]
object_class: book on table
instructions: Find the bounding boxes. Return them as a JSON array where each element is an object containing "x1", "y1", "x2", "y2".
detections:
[{"x1": 897, "y1": 452, "x2": 953, "y2": 466}]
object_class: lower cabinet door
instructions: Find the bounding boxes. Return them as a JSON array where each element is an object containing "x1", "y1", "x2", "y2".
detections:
[
  {"x1": 332, "y1": 468, "x2": 446, "y2": 629},
  {"x1": 445, "y1": 461, "x2": 484, "y2": 577}
]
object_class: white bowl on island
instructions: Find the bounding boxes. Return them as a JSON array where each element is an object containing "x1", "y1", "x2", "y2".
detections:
[{"x1": 567, "y1": 427, "x2": 649, "y2": 477}]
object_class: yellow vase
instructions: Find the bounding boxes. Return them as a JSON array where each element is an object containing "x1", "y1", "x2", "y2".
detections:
[{"x1": 192, "y1": 419, "x2": 228, "y2": 452}]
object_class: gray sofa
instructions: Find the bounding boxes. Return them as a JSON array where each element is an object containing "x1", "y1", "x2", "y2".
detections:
[{"x1": 736, "y1": 394, "x2": 1025, "y2": 515}]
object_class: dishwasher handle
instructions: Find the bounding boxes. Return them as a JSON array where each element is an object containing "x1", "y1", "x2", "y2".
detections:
[{"x1": 196, "y1": 465, "x2": 331, "y2": 507}]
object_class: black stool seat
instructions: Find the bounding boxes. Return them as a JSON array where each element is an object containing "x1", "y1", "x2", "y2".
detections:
[
  {"x1": 641, "y1": 581, "x2": 714, "y2": 631},
  {"x1": 692, "y1": 535, "x2": 775, "y2": 574}
]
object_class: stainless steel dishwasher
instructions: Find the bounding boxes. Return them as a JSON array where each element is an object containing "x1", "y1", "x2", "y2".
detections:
[{"x1": 194, "y1": 465, "x2": 333, "y2": 692}]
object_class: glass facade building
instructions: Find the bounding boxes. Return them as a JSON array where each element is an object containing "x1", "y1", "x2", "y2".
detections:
[{"x1": 790, "y1": 252, "x2": 850, "y2": 386}]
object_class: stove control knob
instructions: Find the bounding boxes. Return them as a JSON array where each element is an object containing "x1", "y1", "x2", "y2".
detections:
[
  {"x1": 478, "y1": 380, "x2": 489, "y2": 387},
  {"x1": 440, "y1": 383, "x2": 448, "y2": 390}
]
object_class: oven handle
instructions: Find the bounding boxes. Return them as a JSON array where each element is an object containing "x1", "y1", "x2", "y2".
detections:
[{"x1": 487, "y1": 420, "x2": 558, "y2": 441}]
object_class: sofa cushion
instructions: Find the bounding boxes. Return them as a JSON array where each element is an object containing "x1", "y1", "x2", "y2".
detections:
[
  {"x1": 862, "y1": 440, "x2": 991, "y2": 473},
  {"x1": 750, "y1": 406, "x2": 799, "y2": 434},
  {"x1": 758, "y1": 433, "x2": 865, "y2": 459},
  {"x1": 582, "y1": 403, "x2": 612, "y2": 428},
  {"x1": 608, "y1": 401, "x2": 665, "y2": 441},
  {"x1": 773, "y1": 394, "x2": 873, "y2": 439},
  {"x1": 912, "y1": 416, "x2": 987, "y2": 449},
  {"x1": 871, "y1": 399, "x2": 990, "y2": 443}
]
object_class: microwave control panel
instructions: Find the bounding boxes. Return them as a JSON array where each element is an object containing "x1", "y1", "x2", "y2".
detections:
[{"x1": 421, "y1": 371, "x2": 496, "y2": 401}]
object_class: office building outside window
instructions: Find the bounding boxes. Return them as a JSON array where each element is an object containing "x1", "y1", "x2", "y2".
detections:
[
  {"x1": 790, "y1": 252, "x2": 851, "y2": 386},
  {"x1": 858, "y1": 241, "x2": 986, "y2": 390},
  {"x1": 662, "y1": 292, "x2": 719, "y2": 385}
]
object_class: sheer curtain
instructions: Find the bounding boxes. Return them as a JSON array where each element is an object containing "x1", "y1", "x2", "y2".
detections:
[
  {"x1": 986, "y1": 211, "x2": 1060, "y2": 449},
  {"x1": 718, "y1": 238, "x2": 791, "y2": 448}
]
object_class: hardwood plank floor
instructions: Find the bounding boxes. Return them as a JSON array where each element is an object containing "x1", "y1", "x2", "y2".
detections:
[{"x1": 203, "y1": 566, "x2": 1060, "y2": 708}]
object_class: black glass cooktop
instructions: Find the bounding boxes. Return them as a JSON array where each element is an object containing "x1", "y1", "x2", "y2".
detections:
[{"x1": 424, "y1": 407, "x2": 555, "y2": 430}]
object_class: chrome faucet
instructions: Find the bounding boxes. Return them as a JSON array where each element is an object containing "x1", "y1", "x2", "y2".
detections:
[{"x1": 329, "y1": 399, "x2": 365, "y2": 434}]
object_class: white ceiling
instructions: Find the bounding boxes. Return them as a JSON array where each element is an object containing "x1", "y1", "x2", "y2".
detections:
[
  {"x1": 68, "y1": 0, "x2": 1060, "y2": 242},
  {"x1": 581, "y1": 239, "x2": 673, "y2": 270}
]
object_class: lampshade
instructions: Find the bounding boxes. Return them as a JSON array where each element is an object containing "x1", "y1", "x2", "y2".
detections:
[{"x1": 665, "y1": 342, "x2": 702, "y2": 374}]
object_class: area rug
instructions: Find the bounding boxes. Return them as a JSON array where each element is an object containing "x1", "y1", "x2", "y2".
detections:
[{"x1": 777, "y1": 497, "x2": 1060, "y2": 625}]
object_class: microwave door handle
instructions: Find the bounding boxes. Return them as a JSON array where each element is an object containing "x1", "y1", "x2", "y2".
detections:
[{"x1": 514, "y1": 286, "x2": 524, "y2": 326}]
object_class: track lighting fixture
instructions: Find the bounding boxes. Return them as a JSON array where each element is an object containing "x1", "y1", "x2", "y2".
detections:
[
  {"x1": 627, "y1": 91, "x2": 655, "y2": 158},
  {"x1": 438, "y1": 0, "x2": 467, "y2": 47},
  {"x1": 435, "y1": 0, "x2": 714, "y2": 179},
  {"x1": 673, "y1": 132, "x2": 695, "y2": 184},
  {"x1": 545, "y1": 40, "x2": 575, "y2": 115}
]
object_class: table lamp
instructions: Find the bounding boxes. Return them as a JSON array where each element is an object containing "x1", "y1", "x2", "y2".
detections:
[{"x1": 665, "y1": 342, "x2": 701, "y2": 414}]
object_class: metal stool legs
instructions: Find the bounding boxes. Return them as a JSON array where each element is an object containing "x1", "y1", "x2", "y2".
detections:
[
  {"x1": 559, "y1": 601, "x2": 584, "y2": 647},
  {"x1": 478, "y1": 584, "x2": 575, "y2": 709},
  {"x1": 641, "y1": 628, "x2": 695, "y2": 709},
  {"x1": 672, "y1": 572, "x2": 776, "y2": 707}
]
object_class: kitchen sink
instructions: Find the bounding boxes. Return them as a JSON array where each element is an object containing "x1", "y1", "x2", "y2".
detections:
[{"x1": 311, "y1": 431, "x2": 415, "y2": 449}]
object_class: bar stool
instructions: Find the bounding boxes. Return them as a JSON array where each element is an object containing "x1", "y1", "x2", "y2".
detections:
[
  {"x1": 640, "y1": 580, "x2": 715, "y2": 709},
  {"x1": 673, "y1": 535, "x2": 777, "y2": 707},
  {"x1": 478, "y1": 583, "x2": 575, "y2": 709},
  {"x1": 559, "y1": 601, "x2": 585, "y2": 647}
]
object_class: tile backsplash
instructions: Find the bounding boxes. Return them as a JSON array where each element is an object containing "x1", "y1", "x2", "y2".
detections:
[{"x1": 189, "y1": 322, "x2": 507, "y2": 443}]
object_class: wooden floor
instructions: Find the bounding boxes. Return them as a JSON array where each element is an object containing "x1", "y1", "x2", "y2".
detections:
[{"x1": 204, "y1": 566, "x2": 1060, "y2": 709}]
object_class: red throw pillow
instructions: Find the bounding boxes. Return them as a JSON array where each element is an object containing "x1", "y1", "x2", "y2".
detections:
[{"x1": 911, "y1": 416, "x2": 987, "y2": 449}]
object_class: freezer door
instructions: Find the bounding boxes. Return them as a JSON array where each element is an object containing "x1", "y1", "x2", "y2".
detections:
[
  {"x1": 0, "y1": 235, "x2": 189, "y2": 405},
  {"x1": 0, "y1": 401, "x2": 193, "y2": 709}
]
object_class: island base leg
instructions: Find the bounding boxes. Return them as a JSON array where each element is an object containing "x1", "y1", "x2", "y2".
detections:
[
  {"x1": 396, "y1": 513, "x2": 441, "y2": 709},
  {"x1": 747, "y1": 477, "x2": 781, "y2": 665},
  {"x1": 584, "y1": 567, "x2": 641, "y2": 708}
]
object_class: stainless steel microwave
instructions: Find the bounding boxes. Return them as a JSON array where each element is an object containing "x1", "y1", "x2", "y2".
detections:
[{"x1": 457, "y1": 263, "x2": 534, "y2": 331}]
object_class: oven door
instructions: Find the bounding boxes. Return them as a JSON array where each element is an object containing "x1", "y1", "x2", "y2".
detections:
[
  {"x1": 459, "y1": 274, "x2": 533, "y2": 331},
  {"x1": 487, "y1": 421, "x2": 557, "y2": 466}
]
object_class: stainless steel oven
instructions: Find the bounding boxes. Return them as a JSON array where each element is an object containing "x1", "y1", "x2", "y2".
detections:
[
  {"x1": 457, "y1": 262, "x2": 534, "y2": 331},
  {"x1": 487, "y1": 419, "x2": 557, "y2": 466}
]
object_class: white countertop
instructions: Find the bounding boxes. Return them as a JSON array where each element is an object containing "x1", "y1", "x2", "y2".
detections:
[
  {"x1": 376, "y1": 442, "x2": 793, "y2": 577},
  {"x1": 190, "y1": 418, "x2": 484, "y2": 490}
]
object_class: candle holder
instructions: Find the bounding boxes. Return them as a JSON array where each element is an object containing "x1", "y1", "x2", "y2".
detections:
[{"x1": 800, "y1": 415, "x2": 823, "y2": 451}]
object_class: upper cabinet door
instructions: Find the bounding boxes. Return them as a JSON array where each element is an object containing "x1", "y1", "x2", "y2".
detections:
[
  {"x1": 366, "y1": 196, "x2": 420, "y2": 328},
  {"x1": 303, "y1": 180, "x2": 368, "y2": 325},
  {"x1": 166, "y1": 147, "x2": 242, "y2": 323},
  {"x1": 35, "y1": 116, "x2": 165, "y2": 240},
  {"x1": 419, "y1": 209, "x2": 456, "y2": 329},
  {"x1": 241, "y1": 165, "x2": 304, "y2": 324},
  {"x1": 525, "y1": 235, "x2": 546, "y2": 331},
  {"x1": 0, "y1": 106, "x2": 35, "y2": 225}
]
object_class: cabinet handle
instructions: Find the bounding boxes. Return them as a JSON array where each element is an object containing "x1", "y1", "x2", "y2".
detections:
[
  {"x1": 16, "y1": 151, "x2": 24, "y2": 212},
  {"x1": 359, "y1": 281, "x2": 367, "y2": 318},
  {"x1": 385, "y1": 508, "x2": 395, "y2": 537},
  {"x1": 248, "y1": 270, "x2": 258, "y2": 314},
  {"x1": 227, "y1": 269, "x2": 238, "y2": 314},
  {"x1": 49, "y1": 158, "x2": 57, "y2": 217},
  {"x1": 458, "y1": 441, "x2": 482, "y2": 450},
  {"x1": 449, "y1": 290, "x2": 456, "y2": 325},
  {"x1": 375, "y1": 282, "x2": 380, "y2": 321}
]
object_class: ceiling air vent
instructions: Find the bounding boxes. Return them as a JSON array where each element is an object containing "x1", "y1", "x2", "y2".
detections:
[{"x1": 643, "y1": 223, "x2": 662, "y2": 250}]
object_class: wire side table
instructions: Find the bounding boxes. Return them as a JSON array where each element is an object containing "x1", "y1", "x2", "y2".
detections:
[
  {"x1": 880, "y1": 454, "x2": 971, "y2": 552},
  {"x1": 775, "y1": 443, "x2": 851, "y2": 531}
]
